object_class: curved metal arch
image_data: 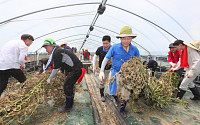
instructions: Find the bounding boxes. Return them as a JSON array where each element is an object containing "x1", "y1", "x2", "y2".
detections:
[
  {"x1": 68, "y1": 39, "x2": 102, "y2": 48},
  {"x1": 106, "y1": 4, "x2": 178, "y2": 40},
  {"x1": 55, "y1": 33, "x2": 102, "y2": 42},
  {"x1": 144, "y1": 0, "x2": 193, "y2": 40},
  {"x1": 34, "y1": 24, "x2": 151, "y2": 54},
  {"x1": 0, "y1": 2, "x2": 101, "y2": 25},
  {"x1": 132, "y1": 41, "x2": 151, "y2": 55},
  {"x1": 55, "y1": 33, "x2": 118, "y2": 45},
  {"x1": 1, "y1": 2, "x2": 177, "y2": 40},
  {"x1": 35, "y1": 25, "x2": 90, "y2": 40},
  {"x1": 0, "y1": 2, "x2": 180, "y2": 55}
]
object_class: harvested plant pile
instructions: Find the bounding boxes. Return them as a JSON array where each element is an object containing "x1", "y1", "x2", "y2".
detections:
[
  {"x1": 144, "y1": 72, "x2": 177, "y2": 108},
  {"x1": 0, "y1": 71, "x2": 66, "y2": 124},
  {"x1": 117, "y1": 57, "x2": 182, "y2": 108},
  {"x1": 119, "y1": 57, "x2": 149, "y2": 99}
]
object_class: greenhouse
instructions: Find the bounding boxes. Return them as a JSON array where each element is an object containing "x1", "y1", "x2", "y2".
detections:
[{"x1": 0, "y1": 0, "x2": 200, "y2": 125}]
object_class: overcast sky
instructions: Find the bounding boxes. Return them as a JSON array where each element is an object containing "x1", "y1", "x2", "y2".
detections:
[{"x1": 0, "y1": 0, "x2": 200, "y2": 56}]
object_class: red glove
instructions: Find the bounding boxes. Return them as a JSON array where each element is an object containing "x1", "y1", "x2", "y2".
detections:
[{"x1": 20, "y1": 66, "x2": 24, "y2": 72}]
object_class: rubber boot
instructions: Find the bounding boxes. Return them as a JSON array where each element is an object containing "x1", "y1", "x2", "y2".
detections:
[
  {"x1": 189, "y1": 87, "x2": 200, "y2": 100},
  {"x1": 176, "y1": 89, "x2": 186, "y2": 100},
  {"x1": 120, "y1": 100, "x2": 127, "y2": 118},
  {"x1": 113, "y1": 95, "x2": 119, "y2": 107},
  {"x1": 59, "y1": 95, "x2": 74, "y2": 112},
  {"x1": 100, "y1": 88, "x2": 105, "y2": 102}
]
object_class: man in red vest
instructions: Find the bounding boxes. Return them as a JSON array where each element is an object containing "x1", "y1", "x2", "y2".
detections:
[
  {"x1": 83, "y1": 48, "x2": 90, "y2": 61},
  {"x1": 171, "y1": 40, "x2": 200, "y2": 100},
  {"x1": 168, "y1": 43, "x2": 182, "y2": 68}
]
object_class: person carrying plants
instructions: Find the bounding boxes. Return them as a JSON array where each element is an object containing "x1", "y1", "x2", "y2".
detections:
[{"x1": 99, "y1": 26, "x2": 140, "y2": 117}]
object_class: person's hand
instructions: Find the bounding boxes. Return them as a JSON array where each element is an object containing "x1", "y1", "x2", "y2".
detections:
[
  {"x1": 170, "y1": 68, "x2": 174, "y2": 72},
  {"x1": 186, "y1": 72, "x2": 194, "y2": 78},
  {"x1": 47, "y1": 79, "x2": 51, "y2": 84},
  {"x1": 16, "y1": 82, "x2": 21, "y2": 87},
  {"x1": 93, "y1": 66, "x2": 96, "y2": 74},
  {"x1": 20, "y1": 66, "x2": 24, "y2": 72},
  {"x1": 171, "y1": 63, "x2": 176, "y2": 68},
  {"x1": 99, "y1": 71, "x2": 105, "y2": 82},
  {"x1": 170, "y1": 67, "x2": 179, "y2": 72}
]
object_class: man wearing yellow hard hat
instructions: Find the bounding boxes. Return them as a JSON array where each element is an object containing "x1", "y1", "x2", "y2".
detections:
[{"x1": 99, "y1": 26, "x2": 140, "y2": 117}]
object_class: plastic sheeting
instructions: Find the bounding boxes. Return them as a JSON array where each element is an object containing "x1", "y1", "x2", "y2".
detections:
[{"x1": 0, "y1": 0, "x2": 200, "y2": 55}]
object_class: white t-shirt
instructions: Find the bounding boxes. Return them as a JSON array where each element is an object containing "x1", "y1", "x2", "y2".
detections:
[{"x1": 0, "y1": 40, "x2": 28, "y2": 70}]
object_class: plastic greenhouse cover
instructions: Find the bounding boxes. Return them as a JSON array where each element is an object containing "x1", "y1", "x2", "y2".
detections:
[{"x1": 0, "y1": 0, "x2": 200, "y2": 56}]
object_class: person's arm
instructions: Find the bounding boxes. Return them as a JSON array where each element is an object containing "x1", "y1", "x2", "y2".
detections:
[
  {"x1": 99, "y1": 57, "x2": 109, "y2": 82},
  {"x1": 19, "y1": 54, "x2": 26, "y2": 67},
  {"x1": 187, "y1": 48, "x2": 200, "y2": 77},
  {"x1": 19, "y1": 44, "x2": 28, "y2": 67},
  {"x1": 48, "y1": 69, "x2": 59, "y2": 79},
  {"x1": 99, "y1": 46, "x2": 113, "y2": 81}
]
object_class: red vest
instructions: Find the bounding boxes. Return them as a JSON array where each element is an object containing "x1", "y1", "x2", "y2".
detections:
[{"x1": 168, "y1": 50, "x2": 182, "y2": 64}]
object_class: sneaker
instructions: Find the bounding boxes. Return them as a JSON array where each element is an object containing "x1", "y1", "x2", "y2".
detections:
[{"x1": 101, "y1": 96, "x2": 106, "y2": 102}]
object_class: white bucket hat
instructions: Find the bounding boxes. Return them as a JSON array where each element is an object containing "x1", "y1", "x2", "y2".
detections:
[{"x1": 184, "y1": 40, "x2": 200, "y2": 51}]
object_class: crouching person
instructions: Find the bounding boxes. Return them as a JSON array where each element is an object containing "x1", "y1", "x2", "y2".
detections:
[
  {"x1": 0, "y1": 34, "x2": 34, "y2": 97},
  {"x1": 42, "y1": 38, "x2": 85, "y2": 112}
]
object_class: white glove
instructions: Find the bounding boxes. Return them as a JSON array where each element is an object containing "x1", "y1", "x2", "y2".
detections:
[
  {"x1": 93, "y1": 66, "x2": 96, "y2": 74},
  {"x1": 171, "y1": 63, "x2": 176, "y2": 68},
  {"x1": 170, "y1": 66, "x2": 180, "y2": 72},
  {"x1": 16, "y1": 82, "x2": 21, "y2": 87},
  {"x1": 99, "y1": 71, "x2": 105, "y2": 82},
  {"x1": 47, "y1": 79, "x2": 51, "y2": 84},
  {"x1": 186, "y1": 72, "x2": 194, "y2": 78}
]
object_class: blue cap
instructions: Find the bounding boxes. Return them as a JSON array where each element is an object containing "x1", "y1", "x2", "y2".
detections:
[{"x1": 169, "y1": 43, "x2": 175, "y2": 48}]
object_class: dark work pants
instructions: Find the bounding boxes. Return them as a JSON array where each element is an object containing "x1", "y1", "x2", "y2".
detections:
[
  {"x1": 0, "y1": 69, "x2": 26, "y2": 96},
  {"x1": 175, "y1": 68, "x2": 184, "y2": 78},
  {"x1": 64, "y1": 69, "x2": 82, "y2": 96},
  {"x1": 39, "y1": 63, "x2": 44, "y2": 74}
]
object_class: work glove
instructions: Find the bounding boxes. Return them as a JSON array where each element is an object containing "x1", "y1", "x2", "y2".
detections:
[
  {"x1": 171, "y1": 63, "x2": 176, "y2": 68},
  {"x1": 23, "y1": 64, "x2": 26, "y2": 69},
  {"x1": 16, "y1": 82, "x2": 21, "y2": 87},
  {"x1": 47, "y1": 79, "x2": 51, "y2": 84},
  {"x1": 99, "y1": 71, "x2": 105, "y2": 82},
  {"x1": 93, "y1": 66, "x2": 96, "y2": 75},
  {"x1": 20, "y1": 66, "x2": 24, "y2": 72},
  {"x1": 170, "y1": 66, "x2": 180, "y2": 72},
  {"x1": 186, "y1": 72, "x2": 194, "y2": 78}
]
